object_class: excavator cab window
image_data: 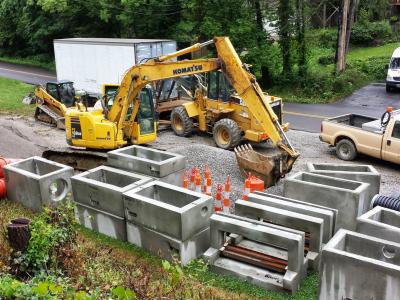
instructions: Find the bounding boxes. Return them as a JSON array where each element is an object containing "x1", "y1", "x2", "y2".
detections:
[
  {"x1": 207, "y1": 71, "x2": 234, "y2": 102},
  {"x1": 59, "y1": 82, "x2": 75, "y2": 107},
  {"x1": 137, "y1": 88, "x2": 155, "y2": 135}
]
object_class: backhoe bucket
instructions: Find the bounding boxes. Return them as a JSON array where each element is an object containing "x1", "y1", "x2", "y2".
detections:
[{"x1": 234, "y1": 144, "x2": 289, "y2": 188}]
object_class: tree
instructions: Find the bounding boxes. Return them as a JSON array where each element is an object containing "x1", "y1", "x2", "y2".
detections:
[{"x1": 278, "y1": 0, "x2": 293, "y2": 76}]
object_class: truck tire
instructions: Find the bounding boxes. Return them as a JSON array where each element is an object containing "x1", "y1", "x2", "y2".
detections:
[
  {"x1": 213, "y1": 118, "x2": 241, "y2": 150},
  {"x1": 386, "y1": 84, "x2": 393, "y2": 93},
  {"x1": 171, "y1": 106, "x2": 193, "y2": 137},
  {"x1": 336, "y1": 139, "x2": 357, "y2": 161}
]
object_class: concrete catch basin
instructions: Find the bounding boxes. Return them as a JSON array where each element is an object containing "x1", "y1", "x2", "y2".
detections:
[
  {"x1": 319, "y1": 229, "x2": 400, "y2": 300},
  {"x1": 71, "y1": 166, "x2": 152, "y2": 217},
  {"x1": 4, "y1": 156, "x2": 73, "y2": 212},
  {"x1": 107, "y1": 145, "x2": 186, "y2": 181},
  {"x1": 127, "y1": 222, "x2": 210, "y2": 266},
  {"x1": 124, "y1": 181, "x2": 213, "y2": 240},
  {"x1": 283, "y1": 172, "x2": 369, "y2": 231},
  {"x1": 357, "y1": 206, "x2": 400, "y2": 244},
  {"x1": 307, "y1": 163, "x2": 380, "y2": 212},
  {"x1": 248, "y1": 192, "x2": 336, "y2": 243},
  {"x1": 75, "y1": 203, "x2": 126, "y2": 241}
]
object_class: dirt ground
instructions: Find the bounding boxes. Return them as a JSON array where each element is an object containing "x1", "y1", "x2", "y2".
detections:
[{"x1": 0, "y1": 115, "x2": 399, "y2": 200}]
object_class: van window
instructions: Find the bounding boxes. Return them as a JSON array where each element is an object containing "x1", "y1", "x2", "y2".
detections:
[
  {"x1": 392, "y1": 121, "x2": 400, "y2": 139},
  {"x1": 390, "y1": 58, "x2": 400, "y2": 69}
]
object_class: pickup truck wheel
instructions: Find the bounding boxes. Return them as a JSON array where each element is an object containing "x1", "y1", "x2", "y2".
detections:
[
  {"x1": 171, "y1": 106, "x2": 193, "y2": 137},
  {"x1": 213, "y1": 118, "x2": 241, "y2": 150},
  {"x1": 336, "y1": 139, "x2": 357, "y2": 161}
]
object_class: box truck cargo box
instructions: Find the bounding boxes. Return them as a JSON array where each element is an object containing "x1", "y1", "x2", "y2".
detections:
[{"x1": 53, "y1": 38, "x2": 177, "y2": 95}]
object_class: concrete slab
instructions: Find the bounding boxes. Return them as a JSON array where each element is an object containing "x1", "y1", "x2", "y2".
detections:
[
  {"x1": 123, "y1": 181, "x2": 213, "y2": 240},
  {"x1": 357, "y1": 206, "x2": 400, "y2": 244},
  {"x1": 126, "y1": 222, "x2": 210, "y2": 266},
  {"x1": 283, "y1": 172, "x2": 370, "y2": 231},
  {"x1": 307, "y1": 163, "x2": 380, "y2": 212},
  {"x1": 319, "y1": 229, "x2": 400, "y2": 300},
  {"x1": 235, "y1": 199, "x2": 324, "y2": 271},
  {"x1": 71, "y1": 166, "x2": 152, "y2": 217},
  {"x1": 4, "y1": 156, "x2": 73, "y2": 212},
  {"x1": 75, "y1": 202, "x2": 126, "y2": 241},
  {"x1": 248, "y1": 192, "x2": 335, "y2": 243}
]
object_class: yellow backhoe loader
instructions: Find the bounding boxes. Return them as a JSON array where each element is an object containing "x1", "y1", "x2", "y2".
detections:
[
  {"x1": 170, "y1": 71, "x2": 287, "y2": 149},
  {"x1": 46, "y1": 37, "x2": 298, "y2": 183}
]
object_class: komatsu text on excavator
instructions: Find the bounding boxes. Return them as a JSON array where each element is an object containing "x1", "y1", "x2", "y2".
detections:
[{"x1": 59, "y1": 37, "x2": 299, "y2": 183}]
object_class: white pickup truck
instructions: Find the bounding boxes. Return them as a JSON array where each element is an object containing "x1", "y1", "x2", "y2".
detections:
[{"x1": 320, "y1": 109, "x2": 400, "y2": 164}]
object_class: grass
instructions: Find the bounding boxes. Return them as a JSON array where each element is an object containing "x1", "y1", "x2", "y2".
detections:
[
  {"x1": 0, "y1": 76, "x2": 35, "y2": 115},
  {"x1": 0, "y1": 200, "x2": 319, "y2": 300},
  {"x1": 0, "y1": 55, "x2": 55, "y2": 73},
  {"x1": 347, "y1": 42, "x2": 399, "y2": 60}
]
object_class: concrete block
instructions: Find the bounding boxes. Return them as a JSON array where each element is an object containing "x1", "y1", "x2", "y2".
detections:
[
  {"x1": 203, "y1": 213, "x2": 307, "y2": 294},
  {"x1": 71, "y1": 166, "x2": 152, "y2": 217},
  {"x1": 123, "y1": 181, "x2": 213, "y2": 240},
  {"x1": 283, "y1": 172, "x2": 370, "y2": 231},
  {"x1": 357, "y1": 206, "x2": 400, "y2": 244},
  {"x1": 4, "y1": 156, "x2": 73, "y2": 212},
  {"x1": 107, "y1": 145, "x2": 186, "y2": 185},
  {"x1": 75, "y1": 203, "x2": 126, "y2": 241},
  {"x1": 319, "y1": 229, "x2": 400, "y2": 300},
  {"x1": 307, "y1": 162, "x2": 380, "y2": 212},
  {"x1": 126, "y1": 222, "x2": 210, "y2": 266},
  {"x1": 235, "y1": 200, "x2": 323, "y2": 271},
  {"x1": 248, "y1": 192, "x2": 335, "y2": 243}
]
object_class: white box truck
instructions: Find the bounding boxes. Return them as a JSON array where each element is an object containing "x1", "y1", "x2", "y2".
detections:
[{"x1": 53, "y1": 38, "x2": 177, "y2": 95}]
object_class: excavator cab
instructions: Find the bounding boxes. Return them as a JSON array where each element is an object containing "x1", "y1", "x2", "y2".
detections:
[{"x1": 46, "y1": 81, "x2": 75, "y2": 107}]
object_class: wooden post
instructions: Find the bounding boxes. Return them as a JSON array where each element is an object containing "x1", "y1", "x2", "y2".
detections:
[
  {"x1": 322, "y1": 3, "x2": 327, "y2": 28},
  {"x1": 336, "y1": 0, "x2": 350, "y2": 74},
  {"x1": 7, "y1": 218, "x2": 31, "y2": 252}
]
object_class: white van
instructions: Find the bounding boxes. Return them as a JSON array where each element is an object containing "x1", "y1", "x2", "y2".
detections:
[{"x1": 386, "y1": 47, "x2": 400, "y2": 92}]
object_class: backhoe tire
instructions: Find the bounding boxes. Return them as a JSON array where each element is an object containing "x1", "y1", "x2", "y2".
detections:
[
  {"x1": 336, "y1": 139, "x2": 357, "y2": 161},
  {"x1": 213, "y1": 118, "x2": 241, "y2": 150},
  {"x1": 171, "y1": 106, "x2": 193, "y2": 137}
]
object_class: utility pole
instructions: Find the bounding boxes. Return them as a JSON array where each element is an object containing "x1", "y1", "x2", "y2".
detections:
[{"x1": 336, "y1": 0, "x2": 350, "y2": 74}]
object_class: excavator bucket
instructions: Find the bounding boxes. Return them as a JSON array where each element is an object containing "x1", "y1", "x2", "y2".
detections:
[{"x1": 234, "y1": 144, "x2": 289, "y2": 188}]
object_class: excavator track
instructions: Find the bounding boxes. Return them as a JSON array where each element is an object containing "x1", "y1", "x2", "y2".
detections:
[
  {"x1": 42, "y1": 149, "x2": 108, "y2": 171},
  {"x1": 35, "y1": 105, "x2": 66, "y2": 129}
]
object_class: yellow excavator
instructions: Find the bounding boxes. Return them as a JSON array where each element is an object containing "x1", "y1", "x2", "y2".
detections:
[{"x1": 49, "y1": 37, "x2": 298, "y2": 182}]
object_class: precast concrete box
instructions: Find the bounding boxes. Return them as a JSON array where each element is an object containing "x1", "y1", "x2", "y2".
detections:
[
  {"x1": 75, "y1": 203, "x2": 126, "y2": 241},
  {"x1": 307, "y1": 163, "x2": 380, "y2": 212},
  {"x1": 107, "y1": 145, "x2": 186, "y2": 186},
  {"x1": 235, "y1": 199, "x2": 324, "y2": 271},
  {"x1": 319, "y1": 229, "x2": 400, "y2": 300},
  {"x1": 71, "y1": 166, "x2": 152, "y2": 217},
  {"x1": 203, "y1": 213, "x2": 308, "y2": 294},
  {"x1": 4, "y1": 156, "x2": 73, "y2": 212},
  {"x1": 124, "y1": 181, "x2": 213, "y2": 240},
  {"x1": 357, "y1": 206, "x2": 400, "y2": 244},
  {"x1": 248, "y1": 192, "x2": 335, "y2": 243},
  {"x1": 126, "y1": 222, "x2": 210, "y2": 266},
  {"x1": 283, "y1": 172, "x2": 369, "y2": 231}
]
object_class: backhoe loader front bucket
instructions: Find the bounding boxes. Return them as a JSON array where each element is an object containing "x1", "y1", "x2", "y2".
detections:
[{"x1": 234, "y1": 144, "x2": 289, "y2": 188}]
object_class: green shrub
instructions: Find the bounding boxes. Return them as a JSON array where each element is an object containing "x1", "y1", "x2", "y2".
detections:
[
  {"x1": 349, "y1": 56, "x2": 388, "y2": 80},
  {"x1": 351, "y1": 21, "x2": 392, "y2": 45},
  {"x1": 318, "y1": 54, "x2": 335, "y2": 65},
  {"x1": 307, "y1": 29, "x2": 337, "y2": 49}
]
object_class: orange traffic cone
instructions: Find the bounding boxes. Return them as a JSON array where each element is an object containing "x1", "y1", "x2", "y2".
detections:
[
  {"x1": 204, "y1": 177, "x2": 212, "y2": 196},
  {"x1": 0, "y1": 178, "x2": 6, "y2": 199},
  {"x1": 203, "y1": 164, "x2": 211, "y2": 192},
  {"x1": 189, "y1": 167, "x2": 196, "y2": 191},
  {"x1": 182, "y1": 172, "x2": 189, "y2": 189},
  {"x1": 242, "y1": 176, "x2": 251, "y2": 201},
  {"x1": 215, "y1": 184, "x2": 223, "y2": 212},
  {"x1": 195, "y1": 172, "x2": 202, "y2": 193},
  {"x1": 223, "y1": 176, "x2": 230, "y2": 213}
]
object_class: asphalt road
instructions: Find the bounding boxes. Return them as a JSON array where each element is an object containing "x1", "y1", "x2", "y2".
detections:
[
  {"x1": 1, "y1": 62, "x2": 398, "y2": 132},
  {"x1": 0, "y1": 61, "x2": 56, "y2": 85}
]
